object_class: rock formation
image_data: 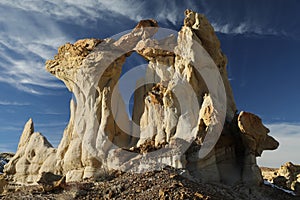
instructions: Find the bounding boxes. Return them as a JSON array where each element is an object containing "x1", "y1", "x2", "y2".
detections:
[
  {"x1": 4, "y1": 9, "x2": 279, "y2": 187},
  {"x1": 262, "y1": 162, "x2": 300, "y2": 195},
  {"x1": 237, "y1": 111, "x2": 279, "y2": 184},
  {"x1": 4, "y1": 119, "x2": 57, "y2": 184}
]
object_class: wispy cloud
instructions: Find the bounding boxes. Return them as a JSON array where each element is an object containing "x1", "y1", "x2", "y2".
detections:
[
  {"x1": 0, "y1": 4, "x2": 71, "y2": 95},
  {"x1": 0, "y1": 0, "x2": 195, "y2": 25},
  {"x1": 258, "y1": 123, "x2": 300, "y2": 167},
  {"x1": 0, "y1": 101, "x2": 30, "y2": 106},
  {"x1": 35, "y1": 110, "x2": 66, "y2": 115},
  {"x1": 35, "y1": 122, "x2": 68, "y2": 128},
  {"x1": 211, "y1": 22, "x2": 286, "y2": 37},
  {"x1": 0, "y1": 0, "x2": 191, "y2": 95},
  {"x1": 196, "y1": 1, "x2": 299, "y2": 39},
  {"x1": 0, "y1": 0, "x2": 298, "y2": 96},
  {"x1": 0, "y1": 126, "x2": 22, "y2": 132},
  {"x1": 98, "y1": 0, "x2": 192, "y2": 25}
]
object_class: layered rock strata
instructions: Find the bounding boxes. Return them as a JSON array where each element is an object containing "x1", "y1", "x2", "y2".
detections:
[{"x1": 4, "y1": 10, "x2": 279, "y2": 186}]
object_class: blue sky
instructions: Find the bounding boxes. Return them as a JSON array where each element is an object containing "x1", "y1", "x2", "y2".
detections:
[{"x1": 0, "y1": 0, "x2": 299, "y2": 167}]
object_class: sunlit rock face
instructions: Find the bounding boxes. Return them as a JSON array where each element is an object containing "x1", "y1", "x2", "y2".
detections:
[
  {"x1": 4, "y1": 119, "x2": 57, "y2": 184},
  {"x1": 262, "y1": 162, "x2": 300, "y2": 195},
  {"x1": 4, "y1": 10, "x2": 278, "y2": 186}
]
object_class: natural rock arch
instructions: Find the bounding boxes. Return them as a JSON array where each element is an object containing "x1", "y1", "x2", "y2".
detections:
[{"x1": 4, "y1": 10, "x2": 278, "y2": 186}]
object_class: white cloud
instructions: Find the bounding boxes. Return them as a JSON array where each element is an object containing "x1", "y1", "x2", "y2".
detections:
[
  {"x1": 0, "y1": 0, "x2": 125, "y2": 25},
  {"x1": 211, "y1": 22, "x2": 282, "y2": 36},
  {"x1": 0, "y1": 0, "x2": 196, "y2": 26},
  {"x1": 0, "y1": 4, "x2": 71, "y2": 94},
  {"x1": 0, "y1": 126, "x2": 22, "y2": 132},
  {"x1": 0, "y1": 101, "x2": 30, "y2": 106},
  {"x1": 0, "y1": 0, "x2": 296, "y2": 95},
  {"x1": 35, "y1": 122, "x2": 68, "y2": 128},
  {"x1": 35, "y1": 110, "x2": 65, "y2": 115},
  {"x1": 0, "y1": 0, "x2": 193, "y2": 95},
  {"x1": 198, "y1": 1, "x2": 296, "y2": 38},
  {"x1": 258, "y1": 123, "x2": 300, "y2": 168}
]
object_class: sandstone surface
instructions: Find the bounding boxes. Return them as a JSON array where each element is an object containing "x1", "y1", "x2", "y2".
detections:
[{"x1": 4, "y1": 119, "x2": 57, "y2": 184}]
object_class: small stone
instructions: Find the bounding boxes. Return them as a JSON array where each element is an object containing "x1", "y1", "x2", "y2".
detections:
[
  {"x1": 136, "y1": 188, "x2": 141, "y2": 193},
  {"x1": 159, "y1": 189, "x2": 165, "y2": 198},
  {"x1": 169, "y1": 174, "x2": 177, "y2": 178}
]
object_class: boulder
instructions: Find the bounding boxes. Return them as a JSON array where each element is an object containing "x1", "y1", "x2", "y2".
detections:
[{"x1": 37, "y1": 172, "x2": 65, "y2": 192}]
